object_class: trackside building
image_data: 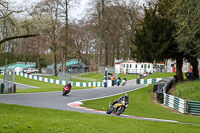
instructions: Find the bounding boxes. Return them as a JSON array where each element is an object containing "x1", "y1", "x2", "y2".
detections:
[{"x1": 115, "y1": 60, "x2": 165, "y2": 74}]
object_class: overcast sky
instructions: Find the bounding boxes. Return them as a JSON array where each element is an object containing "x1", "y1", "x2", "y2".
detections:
[{"x1": 10, "y1": 0, "x2": 147, "y2": 20}]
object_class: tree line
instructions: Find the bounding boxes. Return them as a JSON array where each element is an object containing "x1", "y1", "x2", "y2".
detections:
[{"x1": 0, "y1": 0, "x2": 139, "y2": 75}]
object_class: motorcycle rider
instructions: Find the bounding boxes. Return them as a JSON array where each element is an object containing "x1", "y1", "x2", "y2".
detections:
[
  {"x1": 64, "y1": 82, "x2": 72, "y2": 92},
  {"x1": 116, "y1": 77, "x2": 121, "y2": 86},
  {"x1": 111, "y1": 93, "x2": 129, "y2": 108},
  {"x1": 122, "y1": 77, "x2": 127, "y2": 86}
]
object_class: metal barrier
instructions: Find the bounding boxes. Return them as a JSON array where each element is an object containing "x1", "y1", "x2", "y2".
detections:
[
  {"x1": 164, "y1": 93, "x2": 187, "y2": 114},
  {"x1": 136, "y1": 78, "x2": 162, "y2": 84},
  {"x1": 188, "y1": 101, "x2": 200, "y2": 115}
]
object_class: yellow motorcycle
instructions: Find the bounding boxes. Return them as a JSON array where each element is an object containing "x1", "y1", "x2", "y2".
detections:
[{"x1": 106, "y1": 99, "x2": 128, "y2": 116}]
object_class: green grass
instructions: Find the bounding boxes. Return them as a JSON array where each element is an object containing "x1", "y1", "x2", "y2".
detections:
[
  {"x1": 0, "y1": 103, "x2": 200, "y2": 133},
  {"x1": 144, "y1": 72, "x2": 187, "y2": 79},
  {"x1": 80, "y1": 72, "x2": 104, "y2": 82},
  {"x1": 44, "y1": 76, "x2": 91, "y2": 82},
  {"x1": 80, "y1": 73, "x2": 138, "y2": 81},
  {"x1": 117, "y1": 74, "x2": 138, "y2": 80},
  {"x1": 0, "y1": 75, "x2": 90, "y2": 93},
  {"x1": 144, "y1": 72, "x2": 176, "y2": 79},
  {"x1": 44, "y1": 72, "x2": 138, "y2": 82},
  {"x1": 83, "y1": 85, "x2": 200, "y2": 124},
  {"x1": 173, "y1": 80, "x2": 200, "y2": 101}
]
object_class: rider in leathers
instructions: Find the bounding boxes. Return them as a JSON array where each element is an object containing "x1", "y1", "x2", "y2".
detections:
[{"x1": 111, "y1": 93, "x2": 129, "y2": 108}]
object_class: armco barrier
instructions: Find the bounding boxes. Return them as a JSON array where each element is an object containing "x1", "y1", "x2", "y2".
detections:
[
  {"x1": 158, "y1": 78, "x2": 200, "y2": 116},
  {"x1": 164, "y1": 93, "x2": 187, "y2": 114},
  {"x1": 188, "y1": 101, "x2": 200, "y2": 116},
  {"x1": 137, "y1": 78, "x2": 162, "y2": 85},
  {"x1": 15, "y1": 72, "x2": 103, "y2": 87}
]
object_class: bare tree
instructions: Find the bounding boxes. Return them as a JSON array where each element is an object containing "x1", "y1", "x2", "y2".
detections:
[{"x1": 0, "y1": 0, "x2": 37, "y2": 46}]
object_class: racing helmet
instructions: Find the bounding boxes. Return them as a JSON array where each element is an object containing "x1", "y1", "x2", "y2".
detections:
[{"x1": 124, "y1": 93, "x2": 129, "y2": 98}]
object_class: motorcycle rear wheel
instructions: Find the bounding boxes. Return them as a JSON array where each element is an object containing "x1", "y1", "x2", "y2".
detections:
[{"x1": 106, "y1": 108, "x2": 112, "y2": 114}]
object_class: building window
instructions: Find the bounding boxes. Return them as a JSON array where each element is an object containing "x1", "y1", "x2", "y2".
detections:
[
  {"x1": 141, "y1": 64, "x2": 143, "y2": 68},
  {"x1": 127, "y1": 64, "x2": 128, "y2": 68},
  {"x1": 124, "y1": 64, "x2": 125, "y2": 68},
  {"x1": 136, "y1": 64, "x2": 137, "y2": 68},
  {"x1": 144, "y1": 64, "x2": 147, "y2": 69},
  {"x1": 130, "y1": 64, "x2": 132, "y2": 68},
  {"x1": 148, "y1": 64, "x2": 150, "y2": 68}
]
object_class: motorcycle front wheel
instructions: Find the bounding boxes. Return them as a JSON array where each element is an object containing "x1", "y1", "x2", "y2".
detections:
[
  {"x1": 62, "y1": 91, "x2": 66, "y2": 96},
  {"x1": 116, "y1": 106, "x2": 125, "y2": 116}
]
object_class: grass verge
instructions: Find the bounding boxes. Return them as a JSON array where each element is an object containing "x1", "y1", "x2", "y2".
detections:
[
  {"x1": 173, "y1": 80, "x2": 200, "y2": 101},
  {"x1": 144, "y1": 72, "x2": 176, "y2": 79},
  {"x1": 45, "y1": 72, "x2": 138, "y2": 82},
  {"x1": 0, "y1": 103, "x2": 200, "y2": 133},
  {"x1": 144, "y1": 72, "x2": 186, "y2": 79},
  {"x1": 83, "y1": 85, "x2": 200, "y2": 124}
]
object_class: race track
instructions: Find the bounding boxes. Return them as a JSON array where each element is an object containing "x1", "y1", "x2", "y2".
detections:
[{"x1": 0, "y1": 80, "x2": 144, "y2": 113}]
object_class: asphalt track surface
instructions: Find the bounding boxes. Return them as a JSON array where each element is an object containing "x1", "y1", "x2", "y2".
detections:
[{"x1": 0, "y1": 80, "x2": 199, "y2": 125}]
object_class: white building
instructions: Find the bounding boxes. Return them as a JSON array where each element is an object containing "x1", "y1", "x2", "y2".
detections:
[{"x1": 115, "y1": 60, "x2": 165, "y2": 74}]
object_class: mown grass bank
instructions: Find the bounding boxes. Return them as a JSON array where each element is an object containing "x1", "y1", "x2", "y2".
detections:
[
  {"x1": 144, "y1": 72, "x2": 176, "y2": 79},
  {"x1": 144, "y1": 72, "x2": 186, "y2": 79},
  {"x1": 45, "y1": 72, "x2": 138, "y2": 82},
  {"x1": 83, "y1": 85, "x2": 200, "y2": 124},
  {"x1": 173, "y1": 80, "x2": 200, "y2": 101},
  {"x1": 0, "y1": 75, "x2": 90, "y2": 93},
  {"x1": 0, "y1": 103, "x2": 199, "y2": 133}
]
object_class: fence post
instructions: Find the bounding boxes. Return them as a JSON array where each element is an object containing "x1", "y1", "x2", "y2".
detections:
[{"x1": 185, "y1": 100, "x2": 189, "y2": 114}]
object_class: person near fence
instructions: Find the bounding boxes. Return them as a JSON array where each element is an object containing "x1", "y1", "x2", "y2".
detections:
[
  {"x1": 103, "y1": 76, "x2": 107, "y2": 87},
  {"x1": 110, "y1": 75, "x2": 114, "y2": 86}
]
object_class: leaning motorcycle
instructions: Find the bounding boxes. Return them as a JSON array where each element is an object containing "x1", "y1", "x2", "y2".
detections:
[
  {"x1": 116, "y1": 79, "x2": 120, "y2": 86},
  {"x1": 62, "y1": 86, "x2": 70, "y2": 96},
  {"x1": 122, "y1": 80, "x2": 126, "y2": 86},
  {"x1": 106, "y1": 99, "x2": 128, "y2": 116}
]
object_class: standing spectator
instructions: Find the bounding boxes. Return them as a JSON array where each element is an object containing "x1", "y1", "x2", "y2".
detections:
[
  {"x1": 110, "y1": 75, "x2": 114, "y2": 86},
  {"x1": 103, "y1": 76, "x2": 107, "y2": 87}
]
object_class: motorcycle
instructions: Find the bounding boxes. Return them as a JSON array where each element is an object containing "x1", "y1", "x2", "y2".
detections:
[
  {"x1": 106, "y1": 99, "x2": 128, "y2": 116},
  {"x1": 116, "y1": 79, "x2": 120, "y2": 86},
  {"x1": 122, "y1": 79, "x2": 126, "y2": 86},
  {"x1": 62, "y1": 86, "x2": 71, "y2": 96},
  {"x1": 103, "y1": 82, "x2": 107, "y2": 87}
]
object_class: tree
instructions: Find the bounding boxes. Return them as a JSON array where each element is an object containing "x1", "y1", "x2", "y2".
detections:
[
  {"x1": 133, "y1": 1, "x2": 184, "y2": 81},
  {"x1": 174, "y1": 0, "x2": 200, "y2": 78},
  {"x1": 0, "y1": 0, "x2": 38, "y2": 65},
  {"x1": 88, "y1": 0, "x2": 139, "y2": 67},
  {"x1": 33, "y1": 0, "x2": 65, "y2": 76},
  {"x1": 0, "y1": 0, "x2": 37, "y2": 45}
]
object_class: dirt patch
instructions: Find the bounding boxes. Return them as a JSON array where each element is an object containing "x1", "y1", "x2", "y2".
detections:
[{"x1": 167, "y1": 83, "x2": 177, "y2": 95}]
